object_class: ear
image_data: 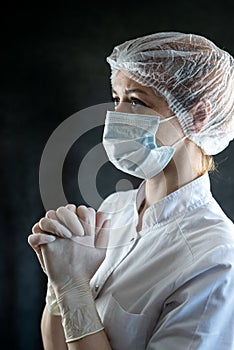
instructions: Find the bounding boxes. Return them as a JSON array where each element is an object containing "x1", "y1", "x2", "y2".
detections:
[{"x1": 192, "y1": 99, "x2": 212, "y2": 133}]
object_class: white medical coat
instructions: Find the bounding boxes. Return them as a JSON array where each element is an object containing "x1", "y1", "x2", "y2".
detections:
[{"x1": 90, "y1": 173, "x2": 234, "y2": 349}]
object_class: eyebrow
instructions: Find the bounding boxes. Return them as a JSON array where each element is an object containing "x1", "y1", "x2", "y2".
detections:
[{"x1": 112, "y1": 88, "x2": 148, "y2": 95}]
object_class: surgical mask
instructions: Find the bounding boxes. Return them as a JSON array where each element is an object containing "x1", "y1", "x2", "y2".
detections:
[{"x1": 102, "y1": 110, "x2": 184, "y2": 179}]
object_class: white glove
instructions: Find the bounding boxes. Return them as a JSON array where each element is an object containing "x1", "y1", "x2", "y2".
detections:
[
  {"x1": 45, "y1": 281, "x2": 61, "y2": 315},
  {"x1": 28, "y1": 220, "x2": 61, "y2": 315},
  {"x1": 29, "y1": 204, "x2": 109, "y2": 318},
  {"x1": 38, "y1": 205, "x2": 110, "y2": 342},
  {"x1": 29, "y1": 205, "x2": 78, "y2": 315}
]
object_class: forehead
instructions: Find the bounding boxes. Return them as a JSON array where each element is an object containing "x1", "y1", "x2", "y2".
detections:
[{"x1": 112, "y1": 70, "x2": 154, "y2": 94}]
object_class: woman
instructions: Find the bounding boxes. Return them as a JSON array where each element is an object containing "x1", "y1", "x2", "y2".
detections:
[{"x1": 28, "y1": 31, "x2": 234, "y2": 349}]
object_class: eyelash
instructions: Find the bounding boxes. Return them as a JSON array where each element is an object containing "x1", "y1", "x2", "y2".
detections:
[{"x1": 113, "y1": 97, "x2": 147, "y2": 107}]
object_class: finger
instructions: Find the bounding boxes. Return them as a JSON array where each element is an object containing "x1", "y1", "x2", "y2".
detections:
[
  {"x1": 32, "y1": 222, "x2": 45, "y2": 234},
  {"x1": 76, "y1": 205, "x2": 88, "y2": 219},
  {"x1": 46, "y1": 207, "x2": 83, "y2": 236},
  {"x1": 28, "y1": 232, "x2": 56, "y2": 270},
  {"x1": 39, "y1": 217, "x2": 72, "y2": 238},
  {"x1": 95, "y1": 219, "x2": 110, "y2": 249},
  {"x1": 65, "y1": 204, "x2": 77, "y2": 213},
  {"x1": 28, "y1": 233, "x2": 56, "y2": 251},
  {"x1": 45, "y1": 210, "x2": 57, "y2": 219},
  {"x1": 56, "y1": 207, "x2": 84, "y2": 236},
  {"x1": 76, "y1": 205, "x2": 96, "y2": 236},
  {"x1": 28, "y1": 233, "x2": 55, "y2": 274},
  {"x1": 95, "y1": 211, "x2": 110, "y2": 234},
  {"x1": 32, "y1": 222, "x2": 58, "y2": 245}
]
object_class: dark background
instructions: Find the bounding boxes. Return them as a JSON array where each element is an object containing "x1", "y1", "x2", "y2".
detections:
[{"x1": 1, "y1": 1, "x2": 234, "y2": 349}]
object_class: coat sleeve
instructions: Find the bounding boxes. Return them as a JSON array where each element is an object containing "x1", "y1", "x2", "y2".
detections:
[{"x1": 146, "y1": 247, "x2": 234, "y2": 350}]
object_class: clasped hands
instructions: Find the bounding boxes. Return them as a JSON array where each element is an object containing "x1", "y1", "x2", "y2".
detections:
[
  {"x1": 28, "y1": 204, "x2": 110, "y2": 291},
  {"x1": 28, "y1": 204, "x2": 110, "y2": 341}
]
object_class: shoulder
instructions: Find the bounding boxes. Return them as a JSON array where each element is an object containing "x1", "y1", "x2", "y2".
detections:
[
  {"x1": 175, "y1": 200, "x2": 234, "y2": 293},
  {"x1": 181, "y1": 200, "x2": 234, "y2": 281},
  {"x1": 169, "y1": 194, "x2": 234, "y2": 277},
  {"x1": 184, "y1": 195, "x2": 234, "y2": 247}
]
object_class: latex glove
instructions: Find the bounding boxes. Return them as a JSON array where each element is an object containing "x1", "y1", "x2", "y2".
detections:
[
  {"x1": 38, "y1": 204, "x2": 82, "y2": 238},
  {"x1": 39, "y1": 204, "x2": 110, "y2": 248},
  {"x1": 28, "y1": 220, "x2": 60, "y2": 315},
  {"x1": 43, "y1": 206, "x2": 79, "y2": 315},
  {"x1": 45, "y1": 280, "x2": 60, "y2": 315},
  {"x1": 29, "y1": 223, "x2": 52, "y2": 267},
  {"x1": 28, "y1": 204, "x2": 109, "y2": 318},
  {"x1": 28, "y1": 204, "x2": 87, "y2": 316},
  {"x1": 40, "y1": 205, "x2": 110, "y2": 342},
  {"x1": 28, "y1": 205, "x2": 77, "y2": 315}
]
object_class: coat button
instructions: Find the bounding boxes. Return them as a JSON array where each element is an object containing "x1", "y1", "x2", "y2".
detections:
[{"x1": 95, "y1": 285, "x2": 99, "y2": 292}]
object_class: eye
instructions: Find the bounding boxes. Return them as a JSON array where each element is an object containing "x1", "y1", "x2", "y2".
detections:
[{"x1": 130, "y1": 98, "x2": 147, "y2": 107}]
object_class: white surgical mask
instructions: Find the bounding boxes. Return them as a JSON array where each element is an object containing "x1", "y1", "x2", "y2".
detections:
[{"x1": 102, "y1": 110, "x2": 183, "y2": 179}]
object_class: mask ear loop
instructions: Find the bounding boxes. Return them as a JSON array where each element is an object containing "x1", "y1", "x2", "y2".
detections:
[
  {"x1": 171, "y1": 135, "x2": 187, "y2": 148},
  {"x1": 159, "y1": 114, "x2": 188, "y2": 148},
  {"x1": 159, "y1": 115, "x2": 176, "y2": 123}
]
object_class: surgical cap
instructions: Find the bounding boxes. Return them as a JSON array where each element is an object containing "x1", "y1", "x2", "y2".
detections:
[{"x1": 106, "y1": 32, "x2": 234, "y2": 155}]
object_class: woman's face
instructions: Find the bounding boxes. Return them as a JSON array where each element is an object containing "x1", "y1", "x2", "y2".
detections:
[
  {"x1": 112, "y1": 70, "x2": 172, "y2": 117},
  {"x1": 112, "y1": 70, "x2": 185, "y2": 146}
]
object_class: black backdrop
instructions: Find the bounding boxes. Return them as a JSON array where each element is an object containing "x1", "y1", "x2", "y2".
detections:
[{"x1": 1, "y1": 2, "x2": 234, "y2": 349}]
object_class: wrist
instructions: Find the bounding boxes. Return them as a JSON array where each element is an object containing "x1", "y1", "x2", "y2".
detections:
[
  {"x1": 56, "y1": 280, "x2": 104, "y2": 342},
  {"x1": 46, "y1": 280, "x2": 60, "y2": 316}
]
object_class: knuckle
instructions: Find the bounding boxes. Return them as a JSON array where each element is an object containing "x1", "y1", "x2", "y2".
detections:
[
  {"x1": 76, "y1": 205, "x2": 88, "y2": 218},
  {"x1": 77, "y1": 205, "x2": 87, "y2": 213},
  {"x1": 45, "y1": 209, "x2": 56, "y2": 218},
  {"x1": 32, "y1": 222, "x2": 39, "y2": 234},
  {"x1": 27, "y1": 235, "x2": 33, "y2": 245},
  {"x1": 38, "y1": 218, "x2": 45, "y2": 229},
  {"x1": 39, "y1": 217, "x2": 50, "y2": 231},
  {"x1": 56, "y1": 206, "x2": 66, "y2": 215},
  {"x1": 28, "y1": 234, "x2": 38, "y2": 247},
  {"x1": 96, "y1": 211, "x2": 105, "y2": 219},
  {"x1": 88, "y1": 207, "x2": 96, "y2": 216},
  {"x1": 66, "y1": 203, "x2": 76, "y2": 211}
]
